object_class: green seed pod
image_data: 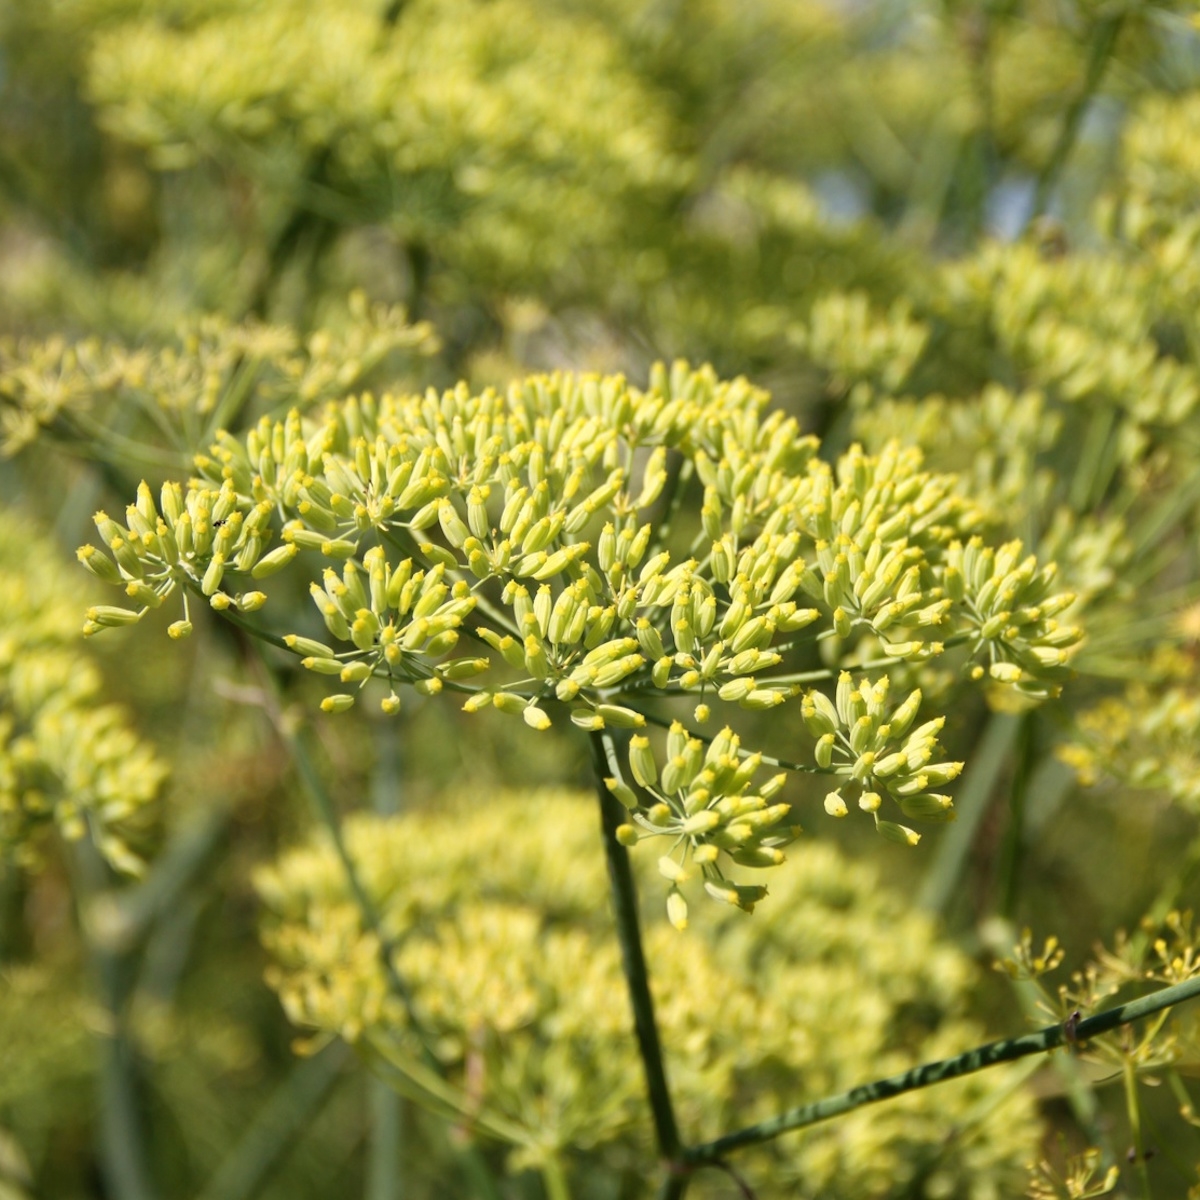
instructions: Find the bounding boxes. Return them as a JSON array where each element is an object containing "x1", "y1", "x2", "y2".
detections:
[
  {"x1": 636, "y1": 618, "x2": 665, "y2": 661},
  {"x1": 604, "y1": 821, "x2": 636, "y2": 849},
  {"x1": 201, "y1": 553, "x2": 226, "y2": 596},
  {"x1": 718, "y1": 677, "x2": 755, "y2": 702},
  {"x1": 889, "y1": 687, "x2": 923, "y2": 737},
  {"x1": 533, "y1": 585, "x2": 553, "y2": 636},
  {"x1": 660, "y1": 754, "x2": 689, "y2": 796},
  {"x1": 592, "y1": 653, "x2": 645, "y2": 689},
  {"x1": 605, "y1": 778, "x2": 638, "y2": 810},
  {"x1": 547, "y1": 587, "x2": 578, "y2": 645},
  {"x1": 652, "y1": 655, "x2": 673, "y2": 689},
  {"x1": 77, "y1": 544, "x2": 122, "y2": 585},
  {"x1": 666, "y1": 889, "x2": 688, "y2": 931},
  {"x1": 731, "y1": 846, "x2": 786, "y2": 868},
  {"x1": 595, "y1": 704, "x2": 645, "y2": 728},
  {"x1": 730, "y1": 615, "x2": 772, "y2": 655},
  {"x1": 989, "y1": 661, "x2": 1023, "y2": 683},
  {"x1": 875, "y1": 817, "x2": 921, "y2": 846},
  {"x1": 426, "y1": 630, "x2": 459, "y2": 656},
  {"x1": 441, "y1": 657, "x2": 489, "y2": 680},
  {"x1": 252, "y1": 542, "x2": 298, "y2": 579},
  {"x1": 522, "y1": 706, "x2": 551, "y2": 731},
  {"x1": 629, "y1": 736, "x2": 657, "y2": 787},
  {"x1": 492, "y1": 692, "x2": 528, "y2": 716},
  {"x1": 663, "y1": 720, "x2": 688, "y2": 761},
  {"x1": 849, "y1": 715, "x2": 875, "y2": 755},
  {"x1": 897, "y1": 793, "x2": 955, "y2": 820},
  {"x1": 285, "y1": 634, "x2": 336, "y2": 658},
  {"x1": 302, "y1": 656, "x2": 345, "y2": 675},
  {"x1": 417, "y1": 542, "x2": 457, "y2": 570},
  {"x1": 658, "y1": 854, "x2": 690, "y2": 883},
  {"x1": 571, "y1": 711, "x2": 606, "y2": 730},
  {"x1": 824, "y1": 790, "x2": 848, "y2": 817},
  {"x1": 437, "y1": 500, "x2": 471, "y2": 549},
  {"x1": 833, "y1": 606, "x2": 853, "y2": 639},
  {"x1": 467, "y1": 487, "x2": 490, "y2": 540},
  {"x1": 683, "y1": 809, "x2": 720, "y2": 834}
]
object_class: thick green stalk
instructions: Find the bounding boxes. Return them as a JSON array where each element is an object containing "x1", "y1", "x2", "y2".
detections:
[
  {"x1": 588, "y1": 732, "x2": 685, "y2": 1187},
  {"x1": 540, "y1": 1155, "x2": 571, "y2": 1200},
  {"x1": 684, "y1": 973, "x2": 1200, "y2": 1164},
  {"x1": 919, "y1": 711, "x2": 1021, "y2": 914},
  {"x1": 365, "y1": 1080, "x2": 405, "y2": 1200}
]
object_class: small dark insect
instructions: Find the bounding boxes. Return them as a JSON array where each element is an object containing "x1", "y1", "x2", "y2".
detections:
[
  {"x1": 1063, "y1": 1009, "x2": 1082, "y2": 1048},
  {"x1": 213, "y1": 518, "x2": 226, "y2": 528}
]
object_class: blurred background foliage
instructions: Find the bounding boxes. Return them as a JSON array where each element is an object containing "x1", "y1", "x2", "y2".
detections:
[{"x1": 6, "y1": 0, "x2": 1200, "y2": 1195}]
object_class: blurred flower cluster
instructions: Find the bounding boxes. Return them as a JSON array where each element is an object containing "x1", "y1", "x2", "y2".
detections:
[
  {"x1": 258, "y1": 789, "x2": 1041, "y2": 1194},
  {"x1": 0, "y1": 508, "x2": 164, "y2": 873}
]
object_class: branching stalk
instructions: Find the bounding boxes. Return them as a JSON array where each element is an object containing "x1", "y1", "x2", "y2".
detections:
[{"x1": 685, "y1": 972, "x2": 1200, "y2": 1165}]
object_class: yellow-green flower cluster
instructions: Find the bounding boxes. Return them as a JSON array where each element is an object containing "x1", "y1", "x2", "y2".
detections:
[
  {"x1": 946, "y1": 537, "x2": 1082, "y2": 700},
  {"x1": 78, "y1": 364, "x2": 1082, "y2": 908},
  {"x1": 257, "y1": 789, "x2": 1041, "y2": 1194},
  {"x1": 607, "y1": 724, "x2": 794, "y2": 926},
  {"x1": 1061, "y1": 680, "x2": 1200, "y2": 812},
  {"x1": 801, "y1": 672, "x2": 960, "y2": 844},
  {"x1": 0, "y1": 294, "x2": 436, "y2": 457},
  {"x1": 85, "y1": 0, "x2": 681, "y2": 283},
  {"x1": 0, "y1": 508, "x2": 164, "y2": 873}
]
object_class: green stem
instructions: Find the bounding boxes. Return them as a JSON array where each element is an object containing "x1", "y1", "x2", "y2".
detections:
[
  {"x1": 196, "y1": 1043, "x2": 351, "y2": 1200},
  {"x1": 1123, "y1": 1055, "x2": 1153, "y2": 1200},
  {"x1": 540, "y1": 1155, "x2": 571, "y2": 1200},
  {"x1": 365, "y1": 1076, "x2": 404, "y2": 1200},
  {"x1": 684, "y1": 972, "x2": 1200, "y2": 1165},
  {"x1": 919, "y1": 711, "x2": 1021, "y2": 914},
  {"x1": 70, "y1": 843, "x2": 158, "y2": 1200},
  {"x1": 588, "y1": 733, "x2": 685, "y2": 1176},
  {"x1": 247, "y1": 654, "x2": 431, "y2": 1055},
  {"x1": 1069, "y1": 404, "x2": 1117, "y2": 514},
  {"x1": 997, "y1": 713, "x2": 1035, "y2": 920}
]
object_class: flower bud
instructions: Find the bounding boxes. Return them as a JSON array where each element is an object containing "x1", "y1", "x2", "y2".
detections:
[
  {"x1": 605, "y1": 778, "x2": 638, "y2": 809},
  {"x1": 824, "y1": 790, "x2": 848, "y2": 817}
]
